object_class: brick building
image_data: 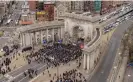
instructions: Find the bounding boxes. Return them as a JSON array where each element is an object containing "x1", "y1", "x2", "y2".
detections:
[
  {"x1": 44, "y1": 1, "x2": 55, "y2": 21},
  {"x1": 28, "y1": 1, "x2": 37, "y2": 11}
]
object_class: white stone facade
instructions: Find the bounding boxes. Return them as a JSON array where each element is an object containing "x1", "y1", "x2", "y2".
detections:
[
  {"x1": 64, "y1": 17, "x2": 94, "y2": 40},
  {"x1": 19, "y1": 14, "x2": 101, "y2": 74}
]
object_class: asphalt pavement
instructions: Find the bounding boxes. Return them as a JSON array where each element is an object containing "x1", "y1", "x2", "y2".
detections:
[
  {"x1": 123, "y1": 67, "x2": 133, "y2": 82},
  {"x1": 89, "y1": 16, "x2": 133, "y2": 82},
  {"x1": 0, "y1": 37, "x2": 10, "y2": 49},
  {"x1": 1, "y1": 1, "x2": 24, "y2": 26},
  {"x1": 0, "y1": 60, "x2": 46, "y2": 82},
  {"x1": 8, "y1": 2, "x2": 23, "y2": 26}
]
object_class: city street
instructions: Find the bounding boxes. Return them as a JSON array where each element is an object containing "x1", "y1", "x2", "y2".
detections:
[
  {"x1": 89, "y1": 15, "x2": 133, "y2": 82},
  {"x1": 0, "y1": 59, "x2": 48, "y2": 82},
  {"x1": 0, "y1": 37, "x2": 10, "y2": 49},
  {"x1": 124, "y1": 67, "x2": 133, "y2": 82},
  {"x1": 8, "y1": 1, "x2": 23, "y2": 26},
  {"x1": 1, "y1": 1, "x2": 24, "y2": 26}
]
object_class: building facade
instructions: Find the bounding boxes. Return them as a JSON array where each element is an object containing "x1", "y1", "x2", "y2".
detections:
[
  {"x1": 0, "y1": 2, "x2": 7, "y2": 19},
  {"x1": 44, "y1": 1, "x2": 55, "y2": 21},
  {"x1": 36, "y1": 11, "x2": 46, "y2": 22},
  {"x1": 28, "y1": 1, "x2": 37, "y2": 11}
]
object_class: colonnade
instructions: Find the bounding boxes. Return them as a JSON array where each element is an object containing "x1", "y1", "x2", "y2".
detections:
[
  {"x1": 83, "y1": 45, "x2": 100, "y2": 72},
  {"x1": 20, "y1": 27, "x2": 64, "y2": 47}
]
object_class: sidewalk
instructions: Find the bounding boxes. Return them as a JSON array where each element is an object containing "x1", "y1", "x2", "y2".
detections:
[
  {"x1": 115, "y1": 56, "x2": 128, "y2": 82},
  {"x1": 30, "y1": 60, "x2": 79, "y2": 82},
  {"x1": 9, "y1": 52, "x2": 28, "y2": 71}
]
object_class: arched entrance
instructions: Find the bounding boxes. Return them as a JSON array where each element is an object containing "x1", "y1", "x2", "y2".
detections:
[
  {"x1": 73, "y1": 26, "x2": 84, "y2": 43},
  {"x1": 54, "y1": 33, "x2": 58, "y2": 42}
]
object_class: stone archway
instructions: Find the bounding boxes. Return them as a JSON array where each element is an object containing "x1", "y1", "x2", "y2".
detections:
[{"x1": 72, "y1": 26, "x2": 84, "y2": 42}]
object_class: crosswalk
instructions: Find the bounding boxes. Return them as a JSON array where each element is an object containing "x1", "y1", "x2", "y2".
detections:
[{"x1": 4, "y1": 74, "x2": 14, "y2": 82}]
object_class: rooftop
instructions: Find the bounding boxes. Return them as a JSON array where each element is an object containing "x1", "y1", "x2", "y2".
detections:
[
  {"x1": 17, "y1": 20, "x2": 64, "y2": 33},
  {"x1": 60, "y1": 12, "x2": 101, "y2": 23}
]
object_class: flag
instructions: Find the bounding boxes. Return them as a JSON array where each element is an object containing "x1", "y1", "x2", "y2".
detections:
[
  {"x1": 43, "y1": 40, "x2": 47, "y2": 44},
  {"x1": 58, "y1": 40, "x2": 62, "y2": 43},
  {"x1": 80, "y1": 43, "x2": 84, "y2": 49}
]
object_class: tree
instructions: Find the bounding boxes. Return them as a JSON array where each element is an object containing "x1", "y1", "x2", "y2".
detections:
[
  {"x1": 37, "y1": 2, "x2": 44, "y2": 11},
  {"x1": 127, "y1": 28, "x2": 133, "y2": 62}
]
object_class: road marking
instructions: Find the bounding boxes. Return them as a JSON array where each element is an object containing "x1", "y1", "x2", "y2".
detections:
[
  {"x1": 38, "y1": 64, "x2": 46, "y2": 70},
  {"x1": 4, "y1": 74, "x2": 14, "y2": 82},
  {"x1": 18, "y1": 76, "x2": 27, "y2": 82},
  {"x1": 8, "y1": 65, "x2": 23, "y2": 74},
  {"x1": 4, "y1": 74, "x2": 13, "y2": 79},
  {"x1": 20, "y1": 65, "x2": 47, "y2": 82},
  {"x1": 12, "y1": 64, "x2": 40, "y2": 79}
]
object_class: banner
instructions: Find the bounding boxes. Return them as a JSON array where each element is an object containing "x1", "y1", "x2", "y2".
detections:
[
  {"x1": 43, "y1": 40, "x2": 47, "y2": 44},
  {"x1": 94, "y1": 0, "x2": 101, "y2": 12}
]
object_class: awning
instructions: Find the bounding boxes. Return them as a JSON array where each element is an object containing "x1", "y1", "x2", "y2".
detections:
[{"x1": 20, "y1": 21, "x2": 33, "y2": 25}]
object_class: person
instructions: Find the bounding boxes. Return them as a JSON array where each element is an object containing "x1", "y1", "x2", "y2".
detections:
[
  {"x1": 29, "y1": 74, "x2": 33, "y2": 78},
  {"x1": 35, "y1": 70, "x2": 37, "y2": 76},
  {"x1": 23, "y1": 72, "x2": 27, "y2": 76}
]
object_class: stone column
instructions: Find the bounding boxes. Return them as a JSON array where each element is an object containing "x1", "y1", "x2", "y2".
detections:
[
  {"x1": 59, "y1": 28, "x2": 61, "y2": 39},
  {"x1": 90, "y1": 54, "x2": 92, "y2": 70},
  {"x1": 35, "y1": 32, "x2": 38, "y2": 45},
  {"x1": 40, "y1": 31, "x2": 43, "y2": 44},
  {"x1": 39, "y1": 31, "x2": 41, "y2": 44},
  {"x1": 61, "y1": 27, "x2": 63, "y2": 39},
  {"x1": 30, "y1": 33, "x2": 33, "y2": 45},
  {"x1": 83, "y1": 54, "x2": 87, "y2": 70},
  {"x1": 46, "y1": 29, "x2": 48, "y2": 41},
  {"x1": 33, "y1": 32, "x2": 36, "y2": 45},
  {"x1": 52, "y1": 29, "x2": 54, "y2": 41},
  {"x1": 29, "y1": 33, "x2": 31, "y2": 45},
  {"x1": 58, "y1": 28, "x2": 61, "y2": 40},
  {"x1": 23, "y1": 33, "x2": 26, "y2": 47},
  {"x1": 90, "y1": 52, "x2": 94, "y2": 70},
  {"x1": 31, "y1": 33, "x2": 33, "y2": 45},
  {"x1": 87, "y1": 55, "x2": 90, "y2": 70},
  {"x1": 21, "y1": 34, "x2": 24, "y2": 47},
  {"x1": 27, "y1": 33, "x2": 31, "y2": 46}
]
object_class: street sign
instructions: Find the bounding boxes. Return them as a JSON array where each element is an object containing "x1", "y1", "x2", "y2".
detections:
[{"x1": 37, "y1": 12, "x2": 45, "y2": 15}]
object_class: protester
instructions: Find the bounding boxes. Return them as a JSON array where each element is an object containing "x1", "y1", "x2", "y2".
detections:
[
  {"x1": 30, "y1": 43, "x2": 82, "y2": 67},
  {"x1": 55, "y1": 69, "x2": 87, "y2": 82}
]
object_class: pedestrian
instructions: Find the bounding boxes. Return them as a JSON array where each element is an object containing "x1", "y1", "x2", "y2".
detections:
[
  {"x1": 35, "y1": 70, "x2": 37, "y2": 76},
  {"x1": 24, "y1": 72, "x2": 27, "y2": 76},
  {"x1": 43, "y1": 72, "x2": 45, "y2": 75}
]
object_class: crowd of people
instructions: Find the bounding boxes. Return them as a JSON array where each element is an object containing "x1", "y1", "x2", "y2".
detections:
[
  {"x1": 0, "y1": 58, "x2": 11, "y2": 75},
  {"x1": 23, "y1": 68, "x2": 38, "y2": 79},
  {"x1": 55, "y1": 69, "x2": 87, "y2": 82},
  {"x1": 2, "y1": 42, "x2": 84, "y2": 82},
  {"x1": 29, "y1": 43, "x2": 82, "y2": 67}
]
